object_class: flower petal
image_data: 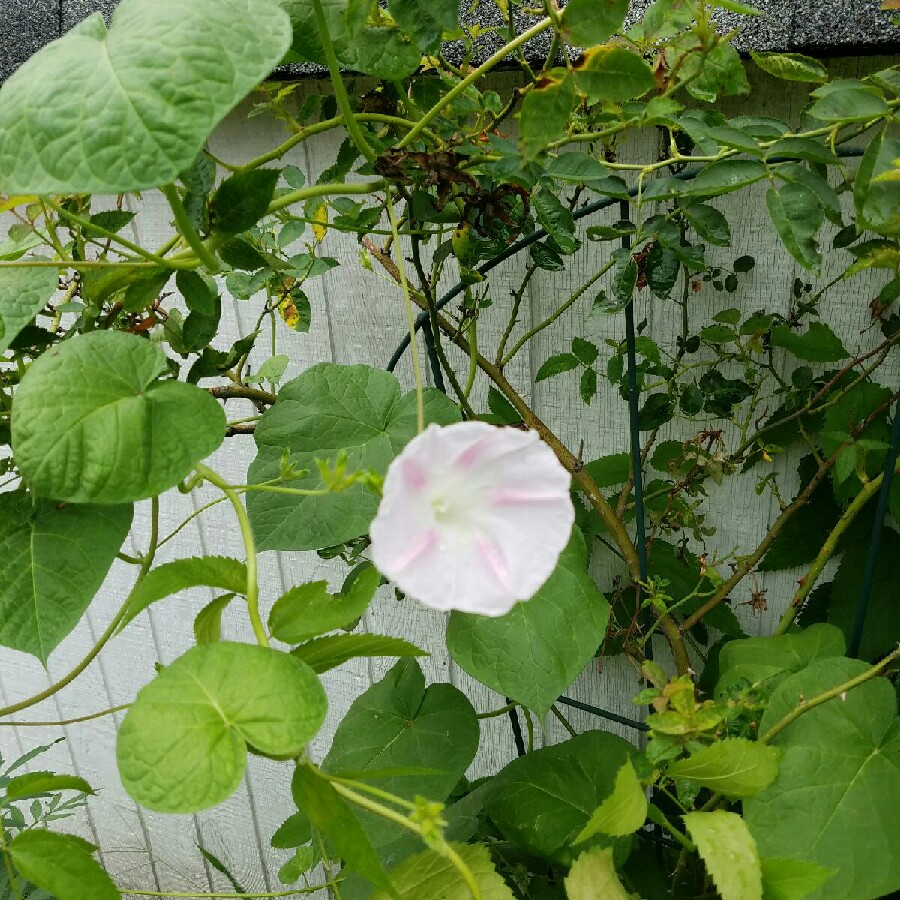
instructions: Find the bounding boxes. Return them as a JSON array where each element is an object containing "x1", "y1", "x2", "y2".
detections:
[{"x1": 370, "y1": 421, "x2": 575, "y2": 616}]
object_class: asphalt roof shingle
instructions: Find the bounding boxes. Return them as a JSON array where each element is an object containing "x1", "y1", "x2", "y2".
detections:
[{"x1": 1, "y1": 1, "x2": 898, "y2": 83}]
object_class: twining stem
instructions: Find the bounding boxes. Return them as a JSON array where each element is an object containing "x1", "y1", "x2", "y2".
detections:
[
  {"x1": 397, "y1": 16, "x2": 553, "y2": 150},
  {"x1": 310, "y1": 0, "x2": 376, "y2": 164},
  {"x1": 195, "y1": 464, "x2": 269, "y2": 649},
  {"x1": 0, "y1": 704, "x2": 130, "y2": 727},
  {"x1": 160, "y1": 184, "x2": 222, "y2": 272},
  {"x1": 759, "y1": 646, "x2": 900, "y2": 745},
  {"x1": 501, "y1": 257, "x2": 615, "y2": 366},
  {"x1": 0, "y1": 498, "x2": 160, "y2": 719},
  {"x1": 774, "y1": 472, "x2": 887, "y2": 636},
  {"x1": 385, "y1": 190, "x2": 425, "y2": 432}
]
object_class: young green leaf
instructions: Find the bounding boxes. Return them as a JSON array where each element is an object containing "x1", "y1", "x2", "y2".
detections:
[
  {"x1": 5, "y1": 772, "x2": 94, "y2": 801},
  {"x1": 0, "y1": 0, "x2": 292, "y2": 193},
  {"x1": 666, "y1": 738, "x2": 780, "y2": 797},
  {"x1": 533, "y1": 187, "x2": 578, "y2": 254},
  {"x1": 575, "y1": 759, "x2": 647, "y2": 841},
  {"x1": 268, "y1": 564, "x2": 380, "y2": 644},
  {"x1": 682, "y1": 204, "x2": 732, "y2": 246},
  {"x1": 8, "y1": 831, "x2": 119, "y2": 900},
  {"x1": 579, "y1": 368, "x2": 598, "y2": 405},
  {"x1": 535, "y1": 353, "x2": 581, "y2": 382},
  {"x1": 119, "y1": 557, "x2": 247, "y2": 632},
  {"x1": 117, "y1": 643, "x2": 326, "y2": 812},
  {"x1": 684, "y1": 810, "x2": 763, "y2": 900},
  {"x1": 12, "y1": 331, "x2": 225, "y2": 503},
  {"x1": 292, "y1": 633, "x2": 427, "y2": 673}
]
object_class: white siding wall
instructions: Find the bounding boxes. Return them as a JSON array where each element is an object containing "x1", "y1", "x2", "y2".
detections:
[{"x1": 1, "y1": 58, "x2": 895, "y2": 894}]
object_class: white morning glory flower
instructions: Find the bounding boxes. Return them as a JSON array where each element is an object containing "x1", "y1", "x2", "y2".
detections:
[{"x1": 370, "y1": 421, "x2": 575, "y2": 616}]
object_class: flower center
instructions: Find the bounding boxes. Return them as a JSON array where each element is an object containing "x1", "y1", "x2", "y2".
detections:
[{"x1": 431, "y1": 491, "x2": 473, "y2": 530}]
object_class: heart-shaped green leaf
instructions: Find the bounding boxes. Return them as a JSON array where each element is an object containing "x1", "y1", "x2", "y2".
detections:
[
  {"x1": 446, "y1": 529, "x2": 609, "y2": 716},
  {"x1": 247, "y1": 363, "x2": 459, "y2": 551},
  {"x1": 0, "y1": 0, "x2": 291, "y2": 194},
  {"x1": 12, "y1": 331, "x2": 225, "y2": 503},
  {"x1": 744, "y1": 657, "x2": 900, "y2": 899},
  {"x1": 0, "y1": 491, "x2": 132, "y2": 661},
  {"x1": 0, "y1": 265, "x2": 57, "y2": 353},
  {"x1": 117, "y1": 642, "x2": 327, "y2": 812},
  {"x1": 485, "y1": 731, "x2": 635, "y2": 862}
]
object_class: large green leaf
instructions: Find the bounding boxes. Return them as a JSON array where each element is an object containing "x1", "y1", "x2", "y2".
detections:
[
  {"x1": 715, "y1": 623, "x2": 845, "y2": 699},
  {"x1": 0, "y1": 0, "x2": 291, "y2": 194},
  {"x1": 8, "y1": 831, "x2": 119, "y2": 900},
  {"x1": 0, "y1": 491, "x2": 132, "y2": 662},
  {"x1": 565, "y1": 847, "x2": 630, "y2": 900},
  {"x1": 678, "y1": 159, "x2": 768, "y2": 198},
  {"x1": 766, "y1": 184, "x2": 824, "y2": 272},
  {"x1": 749, "y1": 51, "x2": 828, "y2": 84},
  {"x1": 323, "y1": 659, "x2": 479, "y2": 805},
  {"x1": 281, "y1": 0, "x2": 370, "y2": 67},
  {"x1": 12, "y1": 331, "x2": 225, "y2": 503},
  {"x1": 0, "y1": 266, "x2": 57, "y2": 354},
  {"x1": 744, "y1": 657, "x2": 900, "y2": 899},
  {"x1": 247, "y1": 363, "x2": 459, "y2": 551},
  {"x1": 269, "y1": 564, "x2": 380, "y2": 643},
  {"x1": 372, "y1": 843, "x2": 514, "y2": 900},
  {"x1": 446, "y1": 530, "x2": 609, "y2": 716},
  {"x1": 484, "y1": 731, "x2": 635, "y2": 862},
  {"x1": 117, "y1": 642, "x2": 326, "y2": 813},
  {"x1": 760, "y1": 858, "x2": 835, "y2": 900},
  {"x1": 666, "y1": 738, "x2": 780, "y2": 798},
  {"x1": 683, "y1": 811, "x2": 762, "y2": 900},
  {"x1": 119, "y1": 556, "x2": 248, "y2": 632},
  {"x1": 5, "y1": 771, "x2": 94, "y2": 801}
]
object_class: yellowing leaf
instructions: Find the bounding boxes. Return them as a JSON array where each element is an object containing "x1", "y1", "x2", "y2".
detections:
[
  {"x1": 278, "y1": 285, "x2": 311, "y2": 332},
  {"x1": 311, "y1": 201, "x2": 328, "y2": 242},
  {"x1": 0, "y1": 194, "x2": 38, "y2": 213}
]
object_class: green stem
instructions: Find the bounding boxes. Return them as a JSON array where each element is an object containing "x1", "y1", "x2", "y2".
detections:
[
  {"x1": 157, "y1": 496, "x2": 228, "y2": 549},
  {"x1": 397, "y1": 16, "x2": 554, "y2": 150},
  {"x1": 463, "y1": 317, "x2": 478, "y2": 399},
  {"x1": 160, "y1": 184, "x2": 221, "y2": 272},
  {"x1": 477, "y1": 702, "x2": 518, "y2": 719},
  {"x1": 310, "y1": 0, "x2": 376, "y2": 163},
  {"x1": 647, "y1": 805, "x2": 695, "y2": 853},
  {"x1": 267, "y1": 180, "x2": 386, "y2": 216},
  {"x1": 501, "y1": 258, "x2": 614, "y2": 366},
  {"x1": 47, "y1": 200, "x2": 191, "y2": 269},
  {"x1": 759, "y1": 646, "x2": 900, "y2": 745},
  {"x1": 0, "y1": 704, "x2": 130, "y2": 728},
  {"x1": 329, "y1": 781, "x2": 483, "y2": 900},
  {"x1": 496, "y1": 262, "x2": 538, "y2": 366},
  {"x1": 195, "y1": 464, "x2": 268, "y2": 648}
]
